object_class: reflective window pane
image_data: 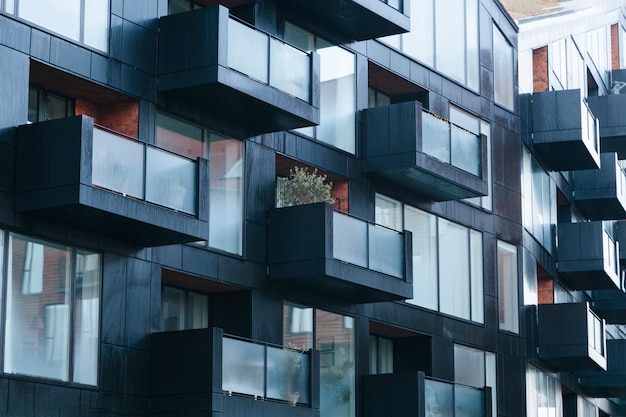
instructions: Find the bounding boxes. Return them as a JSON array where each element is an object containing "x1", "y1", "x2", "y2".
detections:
[
  {"x1": 209, "y1": 135, "x2": 244, "y2": 254},
  {"x1": 156, "y1": 112, "x2": 204, "y2": 159},
  {"x1": 19, "y1": 0, "x2": 81, "y2": 42},
  {"x1": 73, "y1": 251, "x2": 100, "y2": 385},
  {"x1": 5, "y1": 234, "x2": 71, "y2": 381},
  {"x1": 439, "y1": 219, "x2": 470, "y2": 320},
  {"x1": 317, "y1": 44, "x2": 355, "y2": 153},
  {"x1": 404, "y1": 207, "x2": 438, "y2": 310},
  {"x1": 498, "y1": 240, "x2": 519, "y2": 333},
  {"x1": 84, "y1": 0, "x2": 109, "y2": 51},
  {"x1": 494, "y1": 26, "x2": 515, "y2": 110},
  {"x1": 162, "y1": 287, "x2": 184, "y2": 331}
]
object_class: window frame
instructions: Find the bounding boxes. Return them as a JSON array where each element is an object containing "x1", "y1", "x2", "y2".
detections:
[
  {"x1": 497, "y1": 239, "x2": 519, "y2": 334},
  {"x1": 493, "y1": 24, "x2": 515, "y2": 111}
]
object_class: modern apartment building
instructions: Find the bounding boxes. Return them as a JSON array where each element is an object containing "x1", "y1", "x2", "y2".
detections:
[
  {"x1": 505, "y1": 0, "x2": 626, "y2": 416},
  {"x1": 0, "y1": 0, "x2": 623, "y2": 416}
]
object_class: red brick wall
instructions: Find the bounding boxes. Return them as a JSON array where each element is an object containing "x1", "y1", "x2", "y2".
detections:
[
  {"x1": 538, "y1": 275, "x2": 554, "y2": 305},
  {"x1": 533, "y1": 46, "x2": 549, "y2": 92},
  {"x1": 612, "y1": 24, "x2": 620, "y2": 70},
  {"x1": 75, "y1": 99, "x2": 139, "y2": 138},
  {"x1": 97, "y1": 101, "x2": 140, "y2": 138}
]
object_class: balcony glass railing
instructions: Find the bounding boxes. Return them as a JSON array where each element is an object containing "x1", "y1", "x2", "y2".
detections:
[
  {"x1": 227, "y1": 19, "x2": 311, "y2": 102},
  {"x1": 582, "y1": 99, "x2": 600, "y2": 154},
  {"x1": 602, "y1": 223, "x2": 620, "y2": 279},
  {"x1": 588, "y1": 309, "x2": 605, "y2": 355},
  {"x1": 92, "y1": 127, "x2": 197, "y2": 215},
  {"x1": 332, "y1": 211, "x2": 404, "y2": 278},
  {"x1": 617, "y1": 160, "x2": 626, "y2": 200},
  {"x1": 422, "y1": 111, "x2": 482, "y2": 177},
  {"x1": 425, "y1": 378, "x2": 485, "y2": 417},
  {"x1": 222, "y1": 335, "x2": 311, "y2": 405}
]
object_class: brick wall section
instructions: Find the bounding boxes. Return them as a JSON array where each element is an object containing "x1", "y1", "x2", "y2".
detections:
[
  {"x1": 96, "y1": 101, "x2": 140, "y2": 138},
  {"x1": 612, "y1": 24, "x2": 620, "y2": 70},
  {"x1": 533, "y1": 46, "x2": 549, "y2": 92},
  {"x1": 537, "y1": 275, "x2": 554, "y2": 304},
  {"x1": 75, "y1": 99, "x2": 139, "y2": 138}
]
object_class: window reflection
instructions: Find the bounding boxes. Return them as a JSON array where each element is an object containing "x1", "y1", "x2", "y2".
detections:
[{"x1": 4, "y1": 233, "x2": 100, "y2": 385}]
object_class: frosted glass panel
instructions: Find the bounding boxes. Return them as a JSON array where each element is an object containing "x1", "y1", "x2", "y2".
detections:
[
  {"x1": 222, "y1": 338, "x2": 265, "y2": 397},
  {"x1": 451, "y1": 126, "x2": 481, "y2": 176},
  {"x1": 270, "y1": 39, "x2": 310, "y2": 101},
  {"x1": 425, "y1": 379, "x2": 454, "y2": 417},
  {"x1": 228, "y1": 20, "x2": 268, "y2": 83},
  {"x1": 455, "y1": 385, "x2": 484, "y2": 417},
  {"x1": 333, "y1": 212, "x2": 367, "y2": 267},
  {"x1": 145, "y1": 147, "x2": 197, "y2": 214},
  {"x1": 92, "y1": 129, "x2": 144, "y2": 198},
  {"x1": 266, "y1": 347, "x2": 310, "y2": 404},
  {"x1": 422, "y1": 112, "x2": 450, "y2": 162},
  {"x1": 368, "y1": 225, "x2": 404, "y2": 278}
]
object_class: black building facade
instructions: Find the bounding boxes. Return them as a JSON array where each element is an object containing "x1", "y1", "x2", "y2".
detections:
[{"x1": 0, "y1": 0, "x2": 624, "y2": 416}]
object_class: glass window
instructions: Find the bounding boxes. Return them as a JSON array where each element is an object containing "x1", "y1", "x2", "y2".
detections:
[
  {"x1": 454, "y1": 345, "x2": 497, "y2": 417},
  {"x1": 285, "y1": 23, "x2": 356, "y2": 154},
  {"x1": 155, "y1": 113, "x2": 245, "y2": 255},
  {"x1": 376, "y1": 197, "x2": 484, "y2": 323},
  {"x1": 493, "y1": 25, "x2": 514, "y2": 110},
  {"x1": 3, "y1": 232, "x2": 100, "y2": 385},
  {"x1": 526, "y1": 365, "x2": 562, "y2": 417},
  {"x1": 13, "y1": 0, "x2": 109, "y2": 51},
  {"x1": 283, "y1": 304, "x2": 355, "y2": 417},
  {"x1": 28, "y1": 87, "x2": 73, "y2": 123},
  {"x1": 156, "y1": 113, "x2": 205, "y2": 159},
  {"x1": 369, "y1": 335, "x2": 393, "y2": 375},
  {"x1": 522, "y1": 147, "x2": 555, "y2": 253},
  {"x1": 161, "y1": 286, "x2": 209, "y2": 331},
  {"x1": 497, "y1": 240, "x2": 519, "y2": 333},
  {"x1": 209, "y1": 133, "x2": 244, "y2": 255},
  {"x1": 381, "y1": 0, "x2": 479, "y2": 90}
]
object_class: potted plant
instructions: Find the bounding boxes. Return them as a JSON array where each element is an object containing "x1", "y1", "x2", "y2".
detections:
[{"x1": 276, "y1": 166, "x2": 335, "y2": 207}]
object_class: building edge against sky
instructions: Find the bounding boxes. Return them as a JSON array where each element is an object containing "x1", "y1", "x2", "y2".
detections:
[{"x1": 0, "y1": 0, "x2": 625, "y2": 416}]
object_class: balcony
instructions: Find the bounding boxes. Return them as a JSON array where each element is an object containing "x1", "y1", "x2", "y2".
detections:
[
  {"x1": 151, "y1": 328, "x2": 319, "y2": 416},
  {"x1": 579, "y1": 339, "x2": 626, "y2": 398},
  {"x1": 362, "y1": 101, "x2": 488, "y2": 201},
  {"x1": 526, "y1": 89, "x2": 601, "y2": 171},
  {"x1": 275, "y1": 0, "x2": 409, "y2": 42},
  {"x1": 15, "y1": 115, "x2": 209, "y2": 246},
  {"x1": 574, "y1": 152, "x2": 626, "y2": 220},
  {"x1": 591, "y1": 289, "x2": 626, "y2": 324},
  {"x1": 587, "y1": 93, "x2": 626, "y2": 158},
  {"x1": 158, "y1": 6, "x2": 319, "y2": 134},
  {"x1": 556, "y1": 221, "x2": 621, "y2": 290},
  {"x1": 537, "y1": 303, "x2": 607, "y2": 372},
  {"x1": 362, "y1": 372, "x2": 491, "y2": 417},
  {"x1": 267, "y1": 202, "x2": 413, "y2": 304}
]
